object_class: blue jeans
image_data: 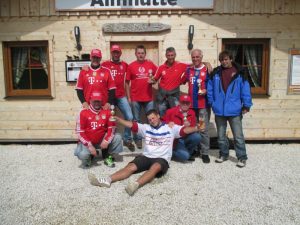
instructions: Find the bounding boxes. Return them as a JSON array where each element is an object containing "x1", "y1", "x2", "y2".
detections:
[
  {"x1": 74, "y1": 133, "x2": 123, "y2": 165},
  {"x1": 215, "y1": 115, "x2": 248, "y2": 160},
  {"x1": 157, "y1": 96, "x2": 179, "y2": 117},
  {"x1": 173, "y1": 133, "x2": 201, "y2": 161},
  {"x1": 116, "y1": 97, "x2": 134, "y2": 142},
  {"x1": 131, "y1": 101, "x2": 155, "y2": 141}
]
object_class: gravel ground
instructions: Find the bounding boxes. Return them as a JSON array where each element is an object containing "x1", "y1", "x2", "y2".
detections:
[{"x1": 0, "y1": 143, "x2": 299, "y2": 225}]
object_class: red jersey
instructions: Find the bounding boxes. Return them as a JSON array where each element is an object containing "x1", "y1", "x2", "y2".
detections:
[
  {"x1": 154, "y1": 61, "x2": 187, "y2": 91},
  {"x1": 101, "y1": 60, "x2": 128, "y2": 98},
  {"x1": 75, "y1": 66, "x2": 116, "y2": 104},
  {"x1": 185, "y1": 65, "x2": 208, "y2": 109},
  {"x1": 126, "y1": 60, "x2": 158, "y2": 102},
  {"x1": 76, "y1": 106, "x2": 116, "y2": 146},
  {"x1": 162, "y1": 105, "x2": 196, "y2": 127}
]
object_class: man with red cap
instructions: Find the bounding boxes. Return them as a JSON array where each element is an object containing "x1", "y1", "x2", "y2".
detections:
[
  {"x1": 101, "y1": 45, "x2": 135, "y2": 152},
  {"x1": 163, "y1": 94, "x2": 201, "y2": 161},
  {"x1": 74, "y1": 91, "x2": 123, "y2": 168},
  {"x1": 75, "y1": 48, "x2": 116, "y2": 110},
  {"x1": 125, "y1": 45, "x2": 158, "y2": 149}
]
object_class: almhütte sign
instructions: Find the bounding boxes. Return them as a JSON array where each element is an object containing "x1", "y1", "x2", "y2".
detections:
[{"x1": 55, "y1": 0, "x2": 214, "y2": 10}]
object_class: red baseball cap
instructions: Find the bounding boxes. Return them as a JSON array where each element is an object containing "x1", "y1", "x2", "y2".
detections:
[
  {"x1": 90, "y1": 91, "x2": 102, "y2": 101},
  {"x1": 90, "y1": 49, "x2": 102, "y2": 58},
  {"x1": 110, "y1": 45, "x2": 122, "y2": 53},
  {"x1": 179, "y1": 94, "x2": 191, "y2": 103}
]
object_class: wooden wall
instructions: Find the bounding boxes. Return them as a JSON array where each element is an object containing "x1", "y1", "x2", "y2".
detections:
[
  {"x1": 1, "y1": 0, "x2": 300, "y2": 17},
  {"x1": 0, "y1": 0, "x2": 300, "y2": 141}
]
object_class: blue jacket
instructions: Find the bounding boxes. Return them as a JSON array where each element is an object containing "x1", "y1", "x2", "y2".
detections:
[{"x1": 207, "y1": 63, "x2": 253, "y2": 116}]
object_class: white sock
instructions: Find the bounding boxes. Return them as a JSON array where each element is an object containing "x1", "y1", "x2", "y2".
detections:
[{"x1": 107, "y1": 176, "x2": 112, "y2": 184}]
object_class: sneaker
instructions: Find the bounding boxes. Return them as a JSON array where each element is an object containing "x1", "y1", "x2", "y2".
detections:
[
  {"x1": 124, "y1": 141, "x2": 135, "y2": 152},
  {"x1": 135, "y1": 140, "x2": 143, "y2": 149},
  {"x1": 88, "y1": 173, "x2": 111, "y2": 187},
  {"x1": 202, "y1": 155, "x2": 210, "y2": 164},
  {"x1": 104, "y1": 156, "x2": 115, "y2": 168},
  {"x1": 215, "y1": 156, "x2": 228, "y2": 163},
  {"x1": 125, "y1": 181, "x2": 139, "y2": 196},
  {"x1": 236, "y1": 159, "x2": 246, "y2": 168}
]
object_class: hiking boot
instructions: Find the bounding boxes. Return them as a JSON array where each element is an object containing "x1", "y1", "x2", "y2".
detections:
[
  {"x1": 104, "y1": 156, "x2": 115, "y2": 168},
  {"x1": 192, "y1": 150, "x2": 201, "y2": 158},
  {"x1": 236, "y1": 159, "x2": 247, "y2": 168},
  {"x1": 215, "y1": 156, "x2": 228, "y2": 163},
  {"x1": 124, "y1": 141, "x2": 135, "y2": 152},
  {"x1": 88, "y1": 173, "x2": 111, "y2": 187},
  {"x1": 202, "y1": 155, "x2": 210, "y2": 164},
  {"x1": 135, "y1": 140, "x2": 143, "y2": 149},
  {"x1": 188, "y1": 155, "x2": 195, "y2": 161},
  {"x1": 81, "y1": 158, "x2": 92, "y2": 168},
  {"x1": 125, "y1": 181, "x2": 139, "y2": 196}
]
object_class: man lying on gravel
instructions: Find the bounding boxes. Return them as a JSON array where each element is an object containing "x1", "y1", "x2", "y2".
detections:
[{"x1": 88, "y1": 109, "x2": 203, "y2": 196}]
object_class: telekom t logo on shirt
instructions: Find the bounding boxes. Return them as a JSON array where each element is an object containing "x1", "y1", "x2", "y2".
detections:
[
  {"x1": 91, "y1": 122, "x2": 98, "y2": 129},
  {"x1": 190, "y1": 76, "x2": 197, "y2": 84},
  {"x1": 110, "y1": 69, "x2": 118, "y2": 78},
  {"x1": 88, "y1": 77, "x2": 95, "y2": 84}
]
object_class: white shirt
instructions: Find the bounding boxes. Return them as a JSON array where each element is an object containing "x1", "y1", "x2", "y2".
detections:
[{"x1": 137, "y1": 123, "x2": 183, "y2": 163}]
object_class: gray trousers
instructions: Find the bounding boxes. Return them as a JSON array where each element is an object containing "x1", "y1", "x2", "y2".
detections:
[{"x1": 74, "y1": 133, "x2": 123, "y2": 165}]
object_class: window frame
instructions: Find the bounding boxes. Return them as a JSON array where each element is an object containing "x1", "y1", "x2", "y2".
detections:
[
  {"x1": 222, "y1": 38, "x2": 270, "y2": 95},
  {"x1": 3, "y1": 41, "x2": 51, "y2": 98}
]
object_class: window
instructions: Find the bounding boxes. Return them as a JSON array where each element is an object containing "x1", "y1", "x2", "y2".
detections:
[
  {"x1": 222, "y1": 39, "x2": 270, "y2": 95},
  {"x1": 3, "y1": 41, "x2": 51, "y2": 97}
]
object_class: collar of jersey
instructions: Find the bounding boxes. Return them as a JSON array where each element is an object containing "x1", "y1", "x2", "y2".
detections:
[
  {"x1": 150, "y1": 122, "x2": 165, "y2": 130},
  {"x1": 89, "y1": 105, "x2": 100, "y2": 114},
  {"x1": 193, "y1": 64, "x2": 205, "y2": 70},
  {"x1": 110, "y1": 60, "x2": 121, "y2": 64}
]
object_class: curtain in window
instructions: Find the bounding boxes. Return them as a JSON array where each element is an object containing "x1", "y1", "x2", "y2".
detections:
[
  {"x1": 38, "y1": 47, "x2": 48, "y2": 71},
  {"x1": 245, "y1": 45, "x2": 261, "y2": 87},
  {"x1": 12, "y1": 48, "x2": 28, "y2": 88}
]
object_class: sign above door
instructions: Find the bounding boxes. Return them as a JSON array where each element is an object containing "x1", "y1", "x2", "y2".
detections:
[{"x1": 55, "y1": 0, "x2": 214, "y2": 11}]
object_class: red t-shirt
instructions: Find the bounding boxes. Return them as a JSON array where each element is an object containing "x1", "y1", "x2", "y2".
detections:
[
  {"x1": 101, "y1": 60, "x2": 128, "y2": 98},
  {"x1": 162, "y1": 105, "x2": 196, "y2": 126},
  {"x1": 154, "y1": 61, "x2": 187, "y2": 91},
  {"x1": 75, "y1": 66, "x2": 116, "y2": 104},
  {"x1": 185, "y1": 65, "x2": 208, "y2": 109},
  {"x1": 126, "y1": 60, "x2": 157, "y2": 102},
  {"x1": 76, "y1": 107, "x2": 116, "y2": 146}
]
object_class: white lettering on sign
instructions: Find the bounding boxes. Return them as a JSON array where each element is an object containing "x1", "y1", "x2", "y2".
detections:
[{"x1": 55, "y1": 0, "x2": 214, "y2": 10}]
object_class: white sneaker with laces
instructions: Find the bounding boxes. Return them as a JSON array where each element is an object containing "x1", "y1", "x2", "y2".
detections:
[
  {"x1": 215, "y1": 156, "x2": 228, "y2": 163},
  {"x1": 88, "y1": 173, "x2": 111, "y2": 187},
  {"x1": 125, "y1": 181, "x2": 139, "y2": 196},
  {"x1": 236, "y1": 159, "x2": 247, "y2": 168}
]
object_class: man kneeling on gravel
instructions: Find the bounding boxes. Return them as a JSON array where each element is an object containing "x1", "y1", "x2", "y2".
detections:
[
  {"x1": 74, "y1": 91, "x2": 123, "y2": 168},
  {"x1": 88, "y1": 109, "x2": 201, "y2": 196}
]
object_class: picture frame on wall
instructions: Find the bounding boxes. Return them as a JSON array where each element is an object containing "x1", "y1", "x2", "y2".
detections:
[
  {"x1": 65, "y1": 60, "x2": 90, "y2": 82},
  {"x1": 288, "y1": 49, "x2": 300, "y2": 94}
]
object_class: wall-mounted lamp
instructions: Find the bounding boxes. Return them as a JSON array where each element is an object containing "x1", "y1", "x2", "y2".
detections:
[
  {"x1": 187, "y1": 25, "x2": 194, "y2": 50},
  {"x1": 74, "y1": 26, "x2": 82, "y2": 51}
]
